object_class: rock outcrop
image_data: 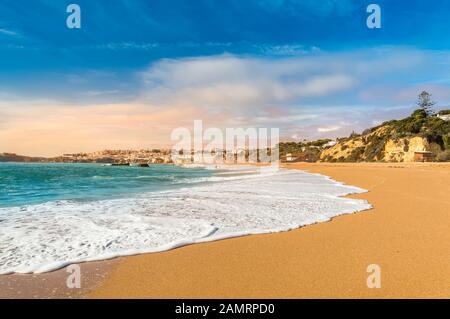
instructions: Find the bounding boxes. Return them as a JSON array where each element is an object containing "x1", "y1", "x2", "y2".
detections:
[{"x1": 320, "y1": 109, "x2": 450, "y2": 162}]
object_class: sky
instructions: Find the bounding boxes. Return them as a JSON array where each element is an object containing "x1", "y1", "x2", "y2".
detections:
[{"x1": 0, "y1": 0, "x2": 450, "y2": 156}]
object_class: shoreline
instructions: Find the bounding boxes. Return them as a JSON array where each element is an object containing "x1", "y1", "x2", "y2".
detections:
[
  {"x1": 88, "y1": 162, "x2": 450, "y2": 298},
  {"x1": 1, "y1": 162, "x2": 449, "y2": 298},
  {"x1": 0, "y1": 164, "x2": 369, "y2": 275}
]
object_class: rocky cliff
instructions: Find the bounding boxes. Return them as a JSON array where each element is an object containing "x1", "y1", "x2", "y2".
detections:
[{"x1": 320, "y1": 109, "x2": 450, "y2": 162}]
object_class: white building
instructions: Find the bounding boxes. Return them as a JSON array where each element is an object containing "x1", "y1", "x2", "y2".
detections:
[
  {"x1": 286, "y1": 153, "x2": 297, "y2": 162},
  {"x1": 323, "y1": 140, "x2": 338, "y2": 148}
]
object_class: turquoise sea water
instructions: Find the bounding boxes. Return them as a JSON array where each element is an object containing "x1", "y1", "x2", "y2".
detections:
[{"x1": 0, "y1": 163, "x2": 213, "y2": 208}]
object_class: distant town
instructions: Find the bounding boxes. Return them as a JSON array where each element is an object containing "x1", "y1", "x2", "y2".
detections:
[{"x1": 0, "y1": 148, "x2": 278, "y2": 165}]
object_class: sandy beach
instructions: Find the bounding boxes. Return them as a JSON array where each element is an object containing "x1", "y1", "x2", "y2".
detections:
[
  {"x1": 1, "y1": 162, "x2": 449, "y2": 298},
  {"x1": 87, "y1": 162, "x2": 449, "y2": 298}
]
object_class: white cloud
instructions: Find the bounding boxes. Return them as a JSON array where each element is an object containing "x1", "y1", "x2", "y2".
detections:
[
  {"x1": 296, "y1": 74, "x2": 354, "y2": 96},
  {"x1": 95, "y1": 42, "x2": 159, "y2": 51},
  {"x1": 317, "y1": 126, "x2": 342, "y2": 133},
  {"x1": 138, "y1": 48, "x2": 434, "y2": 114},
  {"x1": 139, "y1": 54, "x2": 358, "y2": 109},
  {"x1": 255, "y1": 44, "x2": 321, "y2": 56},
  {"x1": 0, "y1": 28, "x2": 19, "y2": 36},
  {"x1": 81, "y1": 90, "x2": 119, "y2": 97}
]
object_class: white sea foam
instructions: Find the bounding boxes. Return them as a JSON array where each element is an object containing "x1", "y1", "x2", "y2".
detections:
[{"x1": 0, "y1": 168, "x2": 372, "y2": 274}]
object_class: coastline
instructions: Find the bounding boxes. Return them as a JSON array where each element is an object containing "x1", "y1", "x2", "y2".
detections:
[
  {"x1": 1, "y1": 162, "x2": 449, "y2": 298},
  {"x1": 0, "y1": 164, "x2": 369, "y2": 276}
]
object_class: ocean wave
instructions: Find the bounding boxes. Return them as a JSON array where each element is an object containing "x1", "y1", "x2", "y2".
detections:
[{"x1": 0, "y1": 168, "x2": 372, "y2": 274}]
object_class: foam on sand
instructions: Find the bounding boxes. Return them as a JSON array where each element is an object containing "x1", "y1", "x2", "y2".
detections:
[{"x1": 0, "y1": 168, "x2": 372, "y2": 274}]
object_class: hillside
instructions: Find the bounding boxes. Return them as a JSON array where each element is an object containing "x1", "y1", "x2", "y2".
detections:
[
  {"x1": 0, "y1": 153, "x2": 47, "y2": 163},
  {"x1": 279, "y1": 139, "x2": 332, "y2": 162},
  {"x1": 320, "y1": 108, "x2": 450, "y2": 162},
  {"x1": 279, "y1": 108, "x2": 450, "y2": 163}
]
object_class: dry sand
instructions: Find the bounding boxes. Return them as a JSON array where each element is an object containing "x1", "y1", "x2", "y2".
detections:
[{"x1": 87, "y1": 162, "x2": 450, "y2": 298}]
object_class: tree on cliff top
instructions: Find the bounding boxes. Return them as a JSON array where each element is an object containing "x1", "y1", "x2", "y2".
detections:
[{"x1": 416, "y1": 91, "x2": 435, "y2": 116}]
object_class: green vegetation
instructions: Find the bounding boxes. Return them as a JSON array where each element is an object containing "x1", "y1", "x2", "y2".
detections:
[
  {"x1": 281, "y1": 92, "x2": 449, "y2": 163},
  {"x1": 346, "y1": 105, "x2": 449, "y2": 162},
  {"x1": 279, "y1": 139, "x2": 331, "y2": 162},
  {"x1": 436, "y1": 150, "x2": 450, "y2": 162},
  {"x1": 383, "y1": 109, "x2": 449, "y2": 144},
  {"x1": 359, "y1": 105, "x2": 449, "y2": 162},
  {"x1": 279, "y1": 139, "x2": 331, "y2": 156},
  {"x1": 307, "y1": 139, "x2": 332, "y2": 147},
  {"x1": 443, "y1": 135, "x2": 450, "y2": 150},
  {"x1": 278, "y1": 142, "x2": 303, "y2": 157},
  {"x1": 363, "y1": 134, "x2": 387, "y2": 162},
  {"x1": 416, "y1": 91, "x2": 435, "y2": 116},
  {"x1": 348, "y1": 131, "x2": 360, "y2": 139}
]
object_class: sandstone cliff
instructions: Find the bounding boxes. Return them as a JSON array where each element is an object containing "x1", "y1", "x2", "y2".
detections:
[{"x1": 319, "y1": 109, "x2": 450, "y2": 162}]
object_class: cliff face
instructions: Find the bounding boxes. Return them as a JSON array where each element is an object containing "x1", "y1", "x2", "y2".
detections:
[
  {"x1": 320, "y1": 137, "x2": 366, "y2": 162},
  {"x1": 320, "y1": 133, "x2": 441, "y2": 163},
  {"x1": 320, "y1": 126, "x2": 387, "y2": 162},
  {"x1": 320, "y1": 110, "x2": 449, "y2": 162},
  {"x1": 384, "y1": 137, "x2": 441, "y2": 162}
]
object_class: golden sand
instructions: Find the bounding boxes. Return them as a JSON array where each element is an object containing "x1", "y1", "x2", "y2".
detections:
[{"x1": 87, "y1": 162, "x2": 450, "y2": 298}]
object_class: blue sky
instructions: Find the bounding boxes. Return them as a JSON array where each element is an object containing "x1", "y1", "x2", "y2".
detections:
[{"x1": 1, "y1": 0, "x2": 450, "y2": 155}]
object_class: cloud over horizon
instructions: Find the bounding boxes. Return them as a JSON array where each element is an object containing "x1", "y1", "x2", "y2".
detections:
[{"x1": 1, "y1": 48, "x2": 450, "y2": 156}]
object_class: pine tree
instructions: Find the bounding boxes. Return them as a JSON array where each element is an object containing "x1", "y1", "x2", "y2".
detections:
[{"x1": 416, "y1": 91, "x2": 435, "y2": 116}]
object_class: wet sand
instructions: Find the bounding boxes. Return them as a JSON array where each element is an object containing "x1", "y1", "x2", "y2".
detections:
[{"x1": 0, "y1": 259, "x2": 116, "y2": 299}]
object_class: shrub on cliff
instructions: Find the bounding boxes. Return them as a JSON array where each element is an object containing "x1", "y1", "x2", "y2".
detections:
[
  {"x1": 364, "y1": 135, "x2": 387, "y2": 161},
  {"x1": 443, "y1": 135, "x2": 450, "y2": 150},
  {"x1": 436, "y1": 150, "x2": 450, "y2": 162},
  {"x1": 346, "y1": 147, "x2": 365, "y2": 162}
]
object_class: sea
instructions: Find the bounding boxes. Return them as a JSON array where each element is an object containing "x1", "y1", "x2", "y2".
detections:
[{"x1": 0, "y1": 162, "x2": 371, "y2": 274}]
